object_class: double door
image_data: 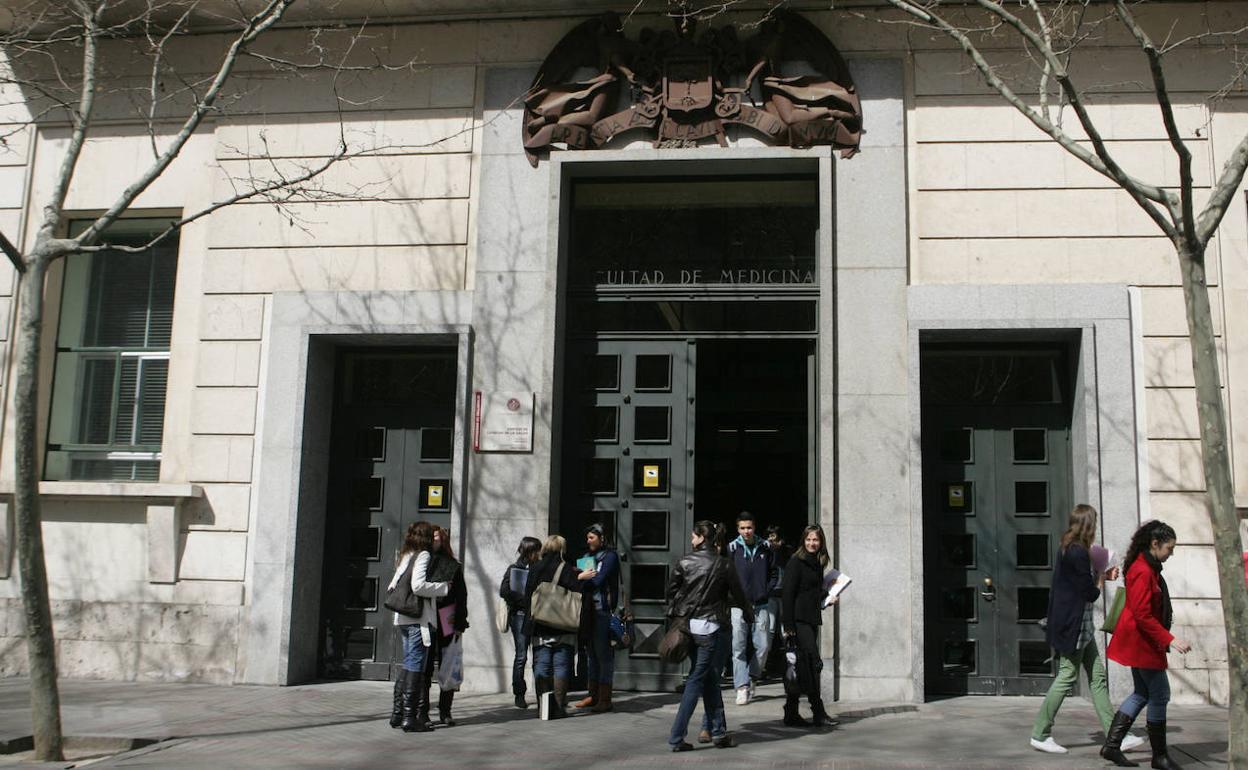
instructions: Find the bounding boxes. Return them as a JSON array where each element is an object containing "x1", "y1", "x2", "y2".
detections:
[
  {"x1": 562, "y1": 339, "x2": 694, "y2": 690},
  {"x1": 923, "y1": 404, "x2": 1071, "y2": 695},
  {"x1": 319, "y1": 349, "x2": 456, "y2": 680}
]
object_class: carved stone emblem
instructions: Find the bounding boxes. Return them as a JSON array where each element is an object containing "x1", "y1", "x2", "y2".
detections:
[{"x1": 522, "y1": 10, "x2": 863, "y2": 166}]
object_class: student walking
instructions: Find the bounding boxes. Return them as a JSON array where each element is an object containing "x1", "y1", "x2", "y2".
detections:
[
  {"x1": 1029, "y1": 505, "x2": 1143, "y2": 754},
  {"x1": 420, "y1": 526, "x2": 468, "y2": 728},
  {"x1": 525, "y1": 535, "x2": 585, "y2": 718},
  {"x1": 667, "y1": 520, "x2": 753, "y2": 751},
  {"x1": 573, "y1": 523, "x2": 620, "y2": 713},
  {"x1": 726, "y1": 512, "x2": 777, "y2": 705},
  {"x1": 780, "y1": 524, "x2": 836, "y2": 728},
  {"x1": 500, "y1": 536, "x2": 542, "y2": 709},
  {"x1": 1101, "y1": 520, "x2": 1193, "y2": 769},
  {"x1": 386, "y1": 521, "x2": 450, "y2": 733}
]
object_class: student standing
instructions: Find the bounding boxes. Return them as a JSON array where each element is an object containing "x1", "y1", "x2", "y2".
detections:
[
  {"x1": 420, "y1": 526, "x2": 467, "y2": 728},
  {"x1": 1101, "y1": 521, "x2": 1192, "y2": 769},
  {"x1": 667, "y1": 520, "x2": 753, "y2": 751},
  {"x1": 573, "y1": 523, "x2": 620, "y2": 713},
  {"x1": 386, "y1": 521, "x2": 450, "y2": 733},
  {"x1": 524, "y1": 535, "x2": 584, "y2": 718},
  {"x1": 780, "y1": 524, "x2": 836, "y2": 728},
  {"x1": 726, "y1": 512, "x2": 776, "y2": 705},
  {"x1": 500, "y1": 536, "x2": 542, "y2": 709},
  {"x1": 1029, "y1": 505, "x2": 1143, "y2": 754}
]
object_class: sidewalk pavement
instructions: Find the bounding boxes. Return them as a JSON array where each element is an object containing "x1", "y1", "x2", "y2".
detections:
[{"x1": 0, "y1": 678, "x2": 1230, "y2": 769}]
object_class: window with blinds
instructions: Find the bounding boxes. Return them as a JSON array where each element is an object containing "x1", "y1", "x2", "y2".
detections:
[{"x1": 45, "y1": 219, "x2": 179, "y2": 481}]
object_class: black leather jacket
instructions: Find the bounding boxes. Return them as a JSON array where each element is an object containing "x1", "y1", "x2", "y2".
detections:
[{"x1": 666, "y1": 546, "x2": 754, "y2": 625}]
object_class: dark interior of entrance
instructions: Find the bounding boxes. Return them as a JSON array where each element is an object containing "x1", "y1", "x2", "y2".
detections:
[{"x1": 695, "y1": 339, "x2": 811, "y2": 546}]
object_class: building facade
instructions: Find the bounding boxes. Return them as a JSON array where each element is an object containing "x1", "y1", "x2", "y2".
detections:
[{"x1": 0, "y1": 1, "x2": 1244, "y2": 705}]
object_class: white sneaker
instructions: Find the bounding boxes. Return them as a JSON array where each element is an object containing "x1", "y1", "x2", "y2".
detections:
[
  {"x1": 735, "y1": 687, "x2": 749, "y2": 706},
  {"x1": 1029, "y1": 737, "x2": 1068, "y2": 754},
  {"x1": 1122, "y1": 733, "x2": 1146, "y2": 752}
]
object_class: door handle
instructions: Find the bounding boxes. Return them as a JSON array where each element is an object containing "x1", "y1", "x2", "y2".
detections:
[{"x1": 980, "y1": 576, "x2": 996, "y2": 602}]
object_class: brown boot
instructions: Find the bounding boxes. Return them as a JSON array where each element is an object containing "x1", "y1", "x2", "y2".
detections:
[
  {"x1": 591, "y1": 682, "x2": 613, "y2": 713},
  {"x1": 573, "y1": 682, "x2": 597, "y2": 709}
]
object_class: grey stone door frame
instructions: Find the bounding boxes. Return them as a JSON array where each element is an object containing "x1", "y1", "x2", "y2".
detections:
[
  {"x1": 905, "y1": 283, "x2": 1144, "y2": 701},
  {"x1": 238, "y1": 290, "x2": 473, "y2": 685}
]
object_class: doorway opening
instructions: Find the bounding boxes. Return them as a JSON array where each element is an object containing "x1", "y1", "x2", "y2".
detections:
[
  {"x1": 694, "y1": 339, "x2": 812, "y2": 545},
  {"x1": 556, "y1": 169, "x2": 820, "y2": 690}
]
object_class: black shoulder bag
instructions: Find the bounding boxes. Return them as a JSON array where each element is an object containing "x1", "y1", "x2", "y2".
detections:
[{"x1": 384, "y1": 554, "x2": 426, "y2": 617}]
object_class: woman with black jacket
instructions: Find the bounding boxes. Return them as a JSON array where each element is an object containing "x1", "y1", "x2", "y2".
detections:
[
  {"x1": 781, "y1": 524, "x2": 836, "y2": 728},
  {"x1": 421, "y1": 526, "x2": 468, "y2": 729},
  {"x1": 1030, "y1": 505, "x2": 1142, "y2": 755},
  {"x1": 666, "y1": 520, "x2": 752, "y2": 751},
  {"x1": 524, "y1": 535, "x2": 586, "y2": 717},
  {"x1": 500, "y1": 536, "x2": 542, "y2": 709}
]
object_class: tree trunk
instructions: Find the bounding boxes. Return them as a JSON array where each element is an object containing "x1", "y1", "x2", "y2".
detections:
[
  {"x1": 11, "y1": 254, "x2": 63, "y2": 762},
  {"x1": 1176, "y1": 244, "x2": 1248, "y2": 769}
]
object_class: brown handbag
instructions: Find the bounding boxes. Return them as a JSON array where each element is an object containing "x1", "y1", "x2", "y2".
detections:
[
  {"x1": 658, "y1": 617, "x2": 691, "y2": 664},
  {"x1": 530, "y1": 561, "x2": 582, "y2": 632}
]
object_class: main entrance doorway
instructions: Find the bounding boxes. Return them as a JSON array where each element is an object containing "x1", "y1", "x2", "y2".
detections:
[
  {"x1": 559, "y1": 173, "x2": 819, "y2": 690},
  {"x1": 318, "y1": 348, "x2": 457, "y2": 680},
  {"x1": 920, "y1": 343, "x2": 1074, "y2": 696}
]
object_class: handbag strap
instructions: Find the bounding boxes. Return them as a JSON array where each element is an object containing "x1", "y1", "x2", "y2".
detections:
[{"x1": 551, "y1": 560, "x2": 565, "y2": 587}]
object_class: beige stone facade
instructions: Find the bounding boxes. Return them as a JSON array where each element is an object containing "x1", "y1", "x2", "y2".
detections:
[{"x1": 0, "y1": 3, "x2": 1243, "y2": 704}]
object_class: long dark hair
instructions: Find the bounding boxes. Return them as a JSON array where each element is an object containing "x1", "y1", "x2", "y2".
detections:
[
  {"x1": 1060, "y1": 504, "x2": 1098, "y2": 551},
  {"x1": 432, "y1": 525, "x2": 455, "y2": 560},
  {"x1": 794, "y1": 524, "x2": 830, "y2": 568},
  {"x1": 1123, "y1": 519, "x2": 1177, "y2": 571},
  {"x1": 399, "y1": 521, "x2": 434, "y2": 562}
]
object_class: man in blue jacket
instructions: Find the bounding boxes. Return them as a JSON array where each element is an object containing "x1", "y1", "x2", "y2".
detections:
[{"x1": 726, "y1": 512, "x2": 777, "y2": 705}]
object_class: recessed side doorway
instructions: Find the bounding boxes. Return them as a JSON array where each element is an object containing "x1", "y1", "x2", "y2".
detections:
[
  {"x1": 318, "y1": 347, "x2": 457, "y2": 680},
  {"x1": 920, "y1": 342, "x2": 1074, "y2": 696}
]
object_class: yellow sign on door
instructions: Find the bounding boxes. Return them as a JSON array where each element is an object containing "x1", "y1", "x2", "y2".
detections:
[
  {"x1": 642, "y1": 464, "x2": 660, "y2": 488},
  {"x1": 947, "y1": 484, "x2": 965, "y2": 508},
  {"x1": 427, "y1": 485, "x2": 444, "y2": 507}
]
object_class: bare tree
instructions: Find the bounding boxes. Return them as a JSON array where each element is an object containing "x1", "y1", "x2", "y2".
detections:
[
  {"x1": 858, "y1": 0, "x2": 1247, "y2": 765},
  {"x1": 0, "y1": 0, "x2": 465, "y2": 759}
]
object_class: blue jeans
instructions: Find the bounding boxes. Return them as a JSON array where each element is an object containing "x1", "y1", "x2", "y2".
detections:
[
  {"x1": 1120, "y1": 667, "x2": 1170, "y2": 723},
  {"x1": 670, "y1": 631, "x2": 727, "y2": 746},
  {"x1": 700, "y1": 625, "x2": 731, "y2": 734},
  {"x1": 731, "y1": 605, "x2": 773, "y2": 690},
  {"x1": 587, "y1": 609, "x2": 615, "y2": 684},
  {"x1": 510, "y1": 611, "x2": 530, "y2": 695},
  {"x1": 398, "y1": 624, "x2": 428, "y2": 673},
  {"x1": 533, "y1": 642, "x2": 573, "y2": 680}
]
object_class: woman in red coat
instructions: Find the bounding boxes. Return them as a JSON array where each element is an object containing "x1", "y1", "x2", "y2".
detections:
[{"x1": 1101, "y1": 520, "x2": 1192, "y2": 770}]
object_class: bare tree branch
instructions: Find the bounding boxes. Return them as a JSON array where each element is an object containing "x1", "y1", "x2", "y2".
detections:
[
  {"x1": 1113, "y1": 0, "x2": 1196, "y2": 248},
  {"x1": 72, "y1": 0, "x2": 295, "y2": 248}
]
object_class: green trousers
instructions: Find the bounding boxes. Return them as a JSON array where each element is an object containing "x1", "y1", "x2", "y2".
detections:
[{"x1": 1031, "y1": 639, "x2": 1114, "y2": 740}]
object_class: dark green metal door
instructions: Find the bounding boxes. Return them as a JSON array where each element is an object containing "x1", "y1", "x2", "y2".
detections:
[
  {"x1": 922, "y1": 346, "x2": 1073, "y2": 696},
  {"x1": 319, "y1": 349, "x2": 456, "y2": 680},
  {"x1": 561, "y1": 339, "x2": 694, "y2": 691}
]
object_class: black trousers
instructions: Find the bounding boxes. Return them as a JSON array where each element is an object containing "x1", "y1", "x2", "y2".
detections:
[{"x1": 788, "y1": 622, "x2": 823, "y2": 707}]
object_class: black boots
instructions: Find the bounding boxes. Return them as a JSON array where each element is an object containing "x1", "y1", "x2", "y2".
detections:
[
  {"x1": 416, "y1": 669, "x2": 436, "y2": 730},
  {"x1": 1101, "y1": 711, "x2": 1140, "y2": 767},
  {"x1": 438, "y1": 690, "x2": 456, "y2": 727},
  {"x1": 553, "y1": 678, "x2": 570, "y2": 719},
  {"x1": 400, "y1": 670, "x2": 432, "y2": 733},
  {"x1": 811, "y1": 698, "x2": 839, "y2": 728},
  {"x1": 783, "y1": 695, "x2": 811, "y2": 727},
  {"x1": 1147, "y1": 721, "x2": 1182, "y2": 770},
  {"x1": 389, "y1": 673, "x2": 404, "y2": 728}
]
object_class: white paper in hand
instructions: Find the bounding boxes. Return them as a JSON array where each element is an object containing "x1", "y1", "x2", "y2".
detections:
[{"x1": 822, "y1": 573, "x2": 853, "y2": 608}]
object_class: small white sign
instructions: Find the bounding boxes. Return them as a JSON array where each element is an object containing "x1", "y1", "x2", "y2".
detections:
[{"x1": 474, "y1": 391, "x2": 535, "y2": 452}]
